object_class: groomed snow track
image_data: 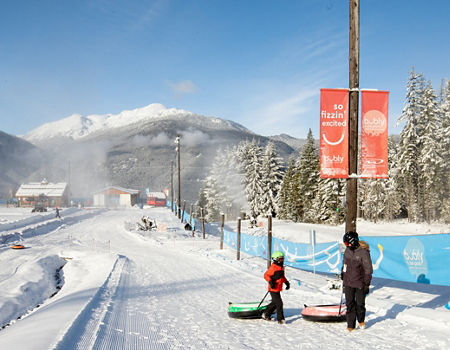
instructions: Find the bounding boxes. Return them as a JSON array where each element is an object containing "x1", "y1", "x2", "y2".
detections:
[{"x1": 53, "y1": 254, "x2": 210, "y2": 350}]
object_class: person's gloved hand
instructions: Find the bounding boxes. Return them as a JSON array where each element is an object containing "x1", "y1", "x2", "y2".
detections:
[
  {"x1": 269, "y1": 280, "x2": 276, "y2": 288},
  {"x1": 285, "y1": 281, "x2": 290, "y2": 290},
  {"x1": 363, "y1": 284, "x2": 370, "y2": 295}
]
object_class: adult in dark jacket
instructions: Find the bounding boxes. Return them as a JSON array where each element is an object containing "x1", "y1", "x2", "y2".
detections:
[
  {"x1": 341, "y1": 231, "x2": 373, "y2": 331},
  {"x1": 262, "y1": 251, "x2": 290, "y2": 324}
]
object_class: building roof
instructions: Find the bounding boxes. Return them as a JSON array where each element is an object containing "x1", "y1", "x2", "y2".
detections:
[
  {"x1": 93, "y1": 186, "x2": 140, "y2": 195},
  {"x1": 16, "y1": 179, "x2": 68, "y2": 197},
  {"x1": 148, "y1": 192, "x2": 166, "y2": 199}
]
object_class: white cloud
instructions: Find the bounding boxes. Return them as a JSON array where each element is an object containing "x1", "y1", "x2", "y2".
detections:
[
  {"x1": 242, "y1": 86, "x2": 319, "y2": 137},
  {"x1": 167, "y1": 80, "x2": 198, "y2": 96},
  {"x1": 180, "y1": 129, "x2": 210, "y2": 147}
]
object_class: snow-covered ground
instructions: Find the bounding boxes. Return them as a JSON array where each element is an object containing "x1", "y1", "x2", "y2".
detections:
[{"x1": 0, "y1": 206, "x2": 449, "y2": 349}]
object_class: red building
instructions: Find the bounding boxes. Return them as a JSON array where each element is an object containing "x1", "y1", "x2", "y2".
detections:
[{"x1": 147, "y1": 192, "x2": 167, "y2": 206}]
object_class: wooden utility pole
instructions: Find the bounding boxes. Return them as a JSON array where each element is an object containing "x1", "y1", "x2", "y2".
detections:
[
  {"x1": 181, "y1": 201, "x2": 186, "y2": 223},
  {"x1": 346, "y1": 0, "x2": 360, "y2": 233},
  {"x1": 171, "y1": 161, "x2": 174, "y2": 212},
  {"x1": 176, "y1": 135, "x2": 181, "y2": 219}
]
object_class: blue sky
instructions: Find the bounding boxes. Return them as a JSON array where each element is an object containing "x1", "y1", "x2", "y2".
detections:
[{"x1": 1, "y1": 0, "x2": 449, "y2": 138}]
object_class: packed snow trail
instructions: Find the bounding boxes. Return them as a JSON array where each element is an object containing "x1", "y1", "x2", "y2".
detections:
[
  {"x1": 0, "y1": 207, "x2": 448, "y2": 349},
  {"x1": 52, "y1": 209, "x2": 450, "y2": 350}
]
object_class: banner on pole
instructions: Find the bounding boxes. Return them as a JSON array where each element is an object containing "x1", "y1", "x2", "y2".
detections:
[
  {"x1": 319, "y1": 89, "x2": 349, "y2": 178},
  {"x1": 361, "y1": 90, "x2": 389, "y2": 178}
]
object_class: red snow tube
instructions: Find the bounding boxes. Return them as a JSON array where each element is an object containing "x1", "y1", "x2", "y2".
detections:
[
  {"x1": 11, "y1": 244, "x2": 25, "y2": 249},
  {"x1": 301, "y1": 304, "x2": 347, "y2": 322}
]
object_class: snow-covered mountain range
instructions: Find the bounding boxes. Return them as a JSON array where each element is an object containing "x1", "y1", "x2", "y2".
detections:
[
  {"x1": 2, "y1": 104, "x2": 300, "y2": 202},
  {"x1": 23, "y1": 104, "x2": 251, "y2": 143}
]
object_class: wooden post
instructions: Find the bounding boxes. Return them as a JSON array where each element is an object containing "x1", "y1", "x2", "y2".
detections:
[
  {"x1": 220, "y1": 213, "x2": 225, "y2": 249},
  {"x1": 201, "y1": 208, "x2": 206, "y2": 239},
  {"x1": 176, "y1": 135, "x2": 181, "y2": 219},
  {"x1": 174, "y1": 199, "x2": 177, "y2": 216},
  {"x1": 267, "y1": 215, "x2": 272, "y2": 269},
  {"x1": 189, "y1": 203, "x2": 193, "y2": 227},
  {"x1": 181, "y1": 201, "x2": 186, "y2": 223},
  {"x1": 346, "y1": 0, "x2": 360, "y2": 233},
  {"x1": 237, "y1": 217, "x2": 241, "y2": 260}
]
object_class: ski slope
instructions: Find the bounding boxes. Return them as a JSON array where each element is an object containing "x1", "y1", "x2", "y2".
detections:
[{"x1": 0, "y1": 207, "x2": 449, "y2": 349}]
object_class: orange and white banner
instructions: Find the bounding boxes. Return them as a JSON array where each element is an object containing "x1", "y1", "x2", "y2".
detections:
[
  {"x1": 361, "y1": 90, "x2": 389, "y2": 178},
  {"x1": 319, "y1": 89, "x2": 349, "y2": 178}
]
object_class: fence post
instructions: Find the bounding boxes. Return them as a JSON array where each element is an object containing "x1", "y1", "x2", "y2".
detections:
[
  {"x1": 267, "y1": 215, "x2": 272, "y2": 269},
  {"x1": 189, "y1": 204, "x2": 193, "y2": 222},
  {"x1": 201, "y1": 208, "x2": 206, "y2": 239},
  {"x1": 182, "y1": 201, "x2": 186, "y2": 223},
  {"x1": 220, "y1": 213, "x2": 225, "y2": 249},
  {"x1": 310, "y1": 229, "x2": 316, "y2": 274},
  {"x1": 237, "y1": 217, "x2": 241, "y2": 260},
  {"x1": 174, "y1": 199, "x2": 178, "y2": 216}
]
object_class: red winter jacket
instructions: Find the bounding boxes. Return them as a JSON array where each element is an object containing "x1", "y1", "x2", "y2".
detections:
[{"x1": 264, "y1": 263, "x2": 287, "y2": 292}]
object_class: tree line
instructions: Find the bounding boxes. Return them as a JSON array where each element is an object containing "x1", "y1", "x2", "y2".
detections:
[{"x1": 196, "y1": 70, "x2": 450, "y2": 224}]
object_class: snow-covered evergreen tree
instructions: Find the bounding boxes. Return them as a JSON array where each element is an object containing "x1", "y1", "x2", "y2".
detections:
[
  {"x1": 202, "y1": 174, "x2": 222, "y2": 222},
  {"x1": 260, "y1": 142, "x2": 284, "y2": 217},
  {"x1": 397, "y1": 69, "x2": 424, "y2": 222},
  {"x1": 295, "y1": 129, "x2": 320, "y2": 223},
  {"x1": 360, "y1": 179, "x2": 387, "y2": 222},
  {"x1": 383, "y1": 136, "x2": 403, "y2": 220},
  {"x1": 439, "y1": 80, "x2": 450, "y2": 222},
  {"x1": 221, "y1": 146, "x2": 247, "y2": 218},
  {"x1": 313, "y1": 178, "x2": 345, "y2": 224},
  {"x1": 277, "y1": 157, "x2": 297, "y2": 220},
  {"x1": 419, "y1": 80, "x2": 442, "y2": 222},
  {"x1": 242, "y1": 141, "x2": 265, "y2": 219}
]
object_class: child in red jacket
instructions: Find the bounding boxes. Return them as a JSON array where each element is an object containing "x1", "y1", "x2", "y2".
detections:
[{"x1": 262, "y1": 251, "x2": 290, "y2": 324}]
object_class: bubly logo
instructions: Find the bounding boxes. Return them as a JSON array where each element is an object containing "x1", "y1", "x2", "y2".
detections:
[
  {"x1": 403, "y1": 238, "x2": 428, "y2": 276},
  {"x1": 322, "y1": 155, "x2": 344, "y2": 163},
  {"x1": 363, "y1": 110, "x2": 387, "y2": 136}
]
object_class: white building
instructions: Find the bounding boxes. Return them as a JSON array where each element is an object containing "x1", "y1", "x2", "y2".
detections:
[{"x1": 93, "y1": 186, "x2": 140, "y2": 207}]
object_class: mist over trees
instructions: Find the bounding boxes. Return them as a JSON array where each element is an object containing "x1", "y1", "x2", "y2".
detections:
[{"x1": 197, "y1": 70, "x2": 449, "y2": 224}]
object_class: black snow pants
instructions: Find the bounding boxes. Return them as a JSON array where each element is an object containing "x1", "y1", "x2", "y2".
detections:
[
  {"x1": 265, "y1": 292, "x2": 284, "y2": 321},
  {"x1": 344, "y1": 285, "x2": 366, "y2": 328}
]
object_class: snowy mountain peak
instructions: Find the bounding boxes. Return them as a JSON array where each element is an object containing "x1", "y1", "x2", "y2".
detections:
[{"x1": 23, "y1": 103, "x2": 194, "y2": 142}]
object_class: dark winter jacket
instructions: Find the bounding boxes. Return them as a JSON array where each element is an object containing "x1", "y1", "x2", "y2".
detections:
[
  {"x1": 264, "y1": 263, "x2": 287, "y2": 292},
  {"x1": 342, "y1": 245, "x2": 373, "y2": 289}
]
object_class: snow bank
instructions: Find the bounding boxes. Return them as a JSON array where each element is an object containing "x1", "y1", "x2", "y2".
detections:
[{"x1": 0, "y1": 255, "x2": 66, "y2": 328}]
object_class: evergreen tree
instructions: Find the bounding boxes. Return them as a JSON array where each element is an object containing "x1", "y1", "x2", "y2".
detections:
[
  {"x1": 360, "y1": 179, "x2": 387, "y2": 222},
  {"x1": 195, "y1": 185, "x2": 208, "y2": 218},
  {"x1": 384, "y1": 136, "x2": 403, "y2": 220},
  {"x1": 419, "y1": 80, "x2": 442, "y2": 221},
  {"x1": 295, "y1": 129, "x2": 320, "y2": 222},
  {"x1": 260, "y1": 142, "x2": 284, "y2": 217},
  {"x1": 277, "y1": 157, "x2": 297, "y2": 220},
  {"x1": 313, "y1": 178, "x2": 345, "y2": 224},
  {"x1": 397, "y1": 69, "x2": 425, "y2": 222},
  {"x1": 202, "y1": 175, "x2": 222, "y2": 222},
  {"x1": 243, "y1": 141, "x2": 265, "y2": 219},
  {"x1": 439, "y1": 80, "x2": 450, "y2": 222}
]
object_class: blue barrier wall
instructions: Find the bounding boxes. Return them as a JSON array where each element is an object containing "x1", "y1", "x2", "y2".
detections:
[
  {"x1": 223, "y1": 229, "x2": 450, "y2": 287},
  {"x1": 166, "y1": 205, "x2": 449, "y2": 286},
  {"x1": 360, "y1": 235, "x2": 450, "y2": 286}
]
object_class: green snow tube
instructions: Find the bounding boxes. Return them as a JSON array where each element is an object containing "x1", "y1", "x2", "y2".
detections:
[{"x1": 227, "y1": 301, "x2": 270, "y2": 319}]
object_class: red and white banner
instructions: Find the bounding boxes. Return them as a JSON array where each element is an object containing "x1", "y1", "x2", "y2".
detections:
[
  {"x1": 319, "y1": 89, "x2": 349, "y2": 178},
  {"x1": 361, "y1": 90, "x2": 389, "y2": 178}
]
